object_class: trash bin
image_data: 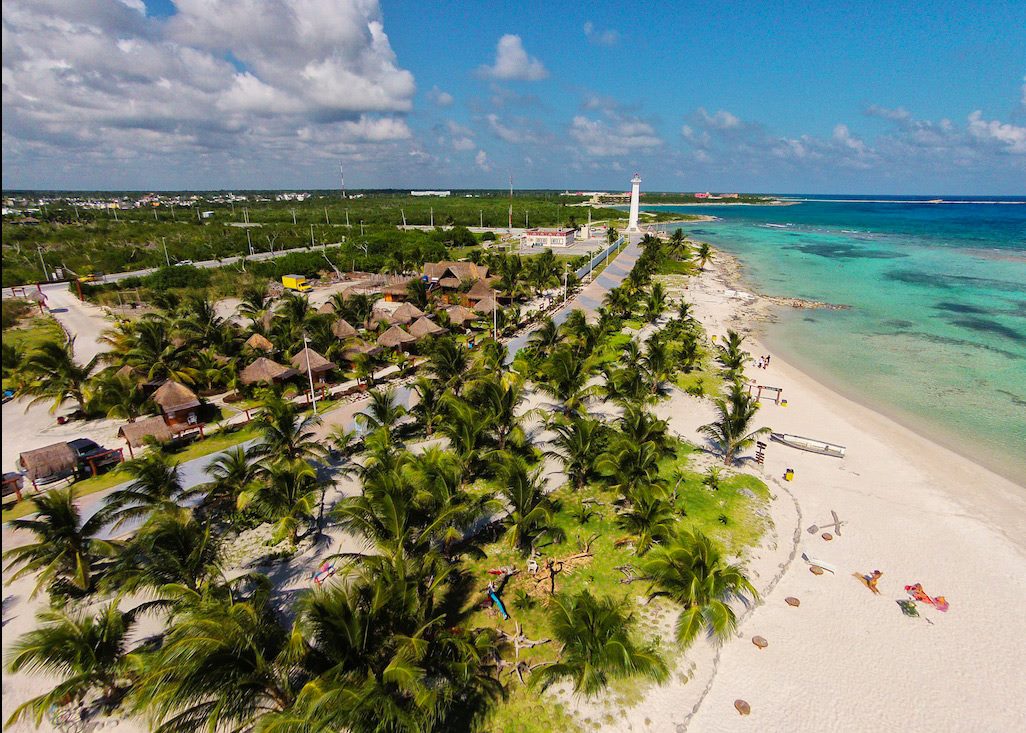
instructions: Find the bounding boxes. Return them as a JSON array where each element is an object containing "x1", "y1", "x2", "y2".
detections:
[{"x1": 784, "y1": 468, "x2": 795, "y2": 481}]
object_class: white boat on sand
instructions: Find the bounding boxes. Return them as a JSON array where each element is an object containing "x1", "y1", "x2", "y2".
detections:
[{"x1": 771, "y1": 432, "x2": 846, "y2": 458}]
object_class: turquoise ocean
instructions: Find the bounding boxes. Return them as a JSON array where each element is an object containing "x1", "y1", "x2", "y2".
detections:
[{"x1": 649, "y1": 196, "x2": 1026, "y2": 485}]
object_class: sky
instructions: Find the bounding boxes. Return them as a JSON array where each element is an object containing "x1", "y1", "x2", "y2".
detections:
[{"x1": 2, "y1": 0, "x2": 1025, "y2": 194}]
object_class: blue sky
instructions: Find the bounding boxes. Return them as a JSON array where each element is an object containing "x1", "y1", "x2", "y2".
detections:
[{"x1": 2, "y1": 0, "x2": 1024, "y2": 193}]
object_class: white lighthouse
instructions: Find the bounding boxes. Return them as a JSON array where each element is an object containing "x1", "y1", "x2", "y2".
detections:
[{"x1": 626, "y1": 173, "x2": 642, "y2": 232}]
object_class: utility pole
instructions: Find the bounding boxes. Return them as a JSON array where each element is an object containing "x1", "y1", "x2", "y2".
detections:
[
  {"x1": 508, "y1": 174, "x2": 513, "y2": 234},
  {"x1": 563, "y1": 264, "x2": 568, "y2": 303},
  {"x1": 37, "y1": 246, "x2": 49, "y2": 281},
  {"x1": 310, "y1": 224, "x2": 315, "y2": 247},
  {"x1": 480, "y1": 210, "x2": 483, "y2": 228},
  {"x1": 346, "y1": 209, "x2": 350, "y2": 227},
  {"x1": 291, "y1": 209, "x2": 297, "y2": 225},
  {"x1": 360, "y1": 220, "x2": 365, "y2": 236},
  {"x1": 303, "y1": 332, "x2": 318, "y2": 414},
  {"x1": 112, "y1": 206, "x2": 119, "y2": 222},
  {"x1": 170, "y1": 202, "x2": 176, "y2": 221},
  {"x1": 153, "y1": 208, "x2": 158, "y2": 222},
  {"x1": 401, "y1": 209, "x2": 407, "y2": 227},
  {"x1": 339, "y1": 162, "x2": 346, "y2": 199},
  {"x1": 161, "y1": 237, "x2": 170, "y2": 267},
  {"x1": 196, "y1": 206, "x2": 201, "y2": 222},
  {"x1": 246, "y1": 229, "x2": 254, "y2": 256},
  {"x1": 230, "y1": 200, "x2": 235, "y2": 216},
  {"x1": 430, "y1": 207, "x2": 433, "y2": 227},
  {"x1": 324, "y1": 207, "x2": 330, "y2": 225}
]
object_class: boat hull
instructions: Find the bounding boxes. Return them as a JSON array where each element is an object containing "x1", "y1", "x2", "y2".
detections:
[{"x1": 770, "y1": 432, "x2": 846, "y2": 458}]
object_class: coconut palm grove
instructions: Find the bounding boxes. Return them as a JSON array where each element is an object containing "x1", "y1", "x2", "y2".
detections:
[{"x1": 3, "y1": 234, "x2": 772, "y2": 732}]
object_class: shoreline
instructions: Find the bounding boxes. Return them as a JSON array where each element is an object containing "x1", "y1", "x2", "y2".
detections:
[
  {"x1": 637, "y1": 250, "x2": 1026, "y2": 731},
  {"x1": 692, "y1": 241, "x2": 1026, "y2": 489}
]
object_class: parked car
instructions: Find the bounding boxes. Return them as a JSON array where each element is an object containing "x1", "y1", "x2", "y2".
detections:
[
  {"x1": 68, "y1": 438, "x2": 122, "y2": 477},
  {"x1": 176, "y1": 259, "x2": 194, "y2": 266}
]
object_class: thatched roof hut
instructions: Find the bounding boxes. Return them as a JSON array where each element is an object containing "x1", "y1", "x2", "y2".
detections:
[
  {"x1": 409, "y1": 316, "x2": 446, "y2": 339},
  {"x1": 473, "y1": 296, "x2": 498, "y2": 314},
  {"x1": 444, "y1": 305, "x2": 478, "y2": 326},
  {"x1": 317, "y1": 302, "x2": 336, "y2": 315},
  {"x1": 382, "y1": 277, "x2": 416, "y2": 301},
  {"x1": 368, "y1": 310, "x2": 395, "y2": 328},
  {"x1": 377, "y1": 325, "x2": 416, "y2": 349},
  {"x1": 291, "y1": 347, "x2": 336, "y2": 375},
  {"x1": 391, "y1": 302, "x2": 426, "y2": 325},
  {"x1": 245, "y1": 333, "x2": 274, "y2": 352},
  {"x1": 331, "y1": 319, "x2": 359, "y2": 340},
  {"x1": 114, "y1": 364, "x2": 138, "y2": 380},
  {"x1": 239, "y1": 357, "x2": 298, "y2": 385},
  {"x1": 151, "y1": 381, "x2": 200, "y2": 413},
  {"x1": 424, "y1": 261, "x2": 489, "y2": 284},
  {"x1": 18, "y1": 442, "x2": 76, "y2": 481},
  {"x1": 466, "y1": 280, "x2": 496, "y2": 303},
  {"x1": 342, "y1": 340, "x2": 382, "y2": 361},
  {"x1": 118, "y1": 416, "x2": 174, "y2": 449}
]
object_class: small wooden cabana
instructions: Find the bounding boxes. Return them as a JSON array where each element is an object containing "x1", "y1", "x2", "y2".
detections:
[
  {"x1": 18, "y1": 442, "x2": 77, "y2": 488},
  {"x1": 151, "y1": 380, "x2": 201, "y2": 426},
  {"x1": 331, "y1": 318, "x2": 359, "y2": 340},
  {"x1": 291, "y1": 347, "x2": 336, "y2": 383},
  {"x1": 118, "y1": 416, "x2": 202, "y2": 458},
  {"x1": 377, "y1": 325, "x2": 417, "y2": 350}
]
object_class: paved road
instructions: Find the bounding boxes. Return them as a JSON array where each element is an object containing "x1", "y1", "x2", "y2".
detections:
[
  {"x1": 39, "y1": 283, "x2": 112, "y2": 363},
  {"x1": 505, "y1": 232, "x2": 643, "y2": 362}
]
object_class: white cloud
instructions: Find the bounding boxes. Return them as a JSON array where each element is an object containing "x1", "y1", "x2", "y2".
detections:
[
  {"x1": 478, "y1": 34, "x2": 548, "y2": 81},
  {"x1": 570, "y1": 115, "x2": 661, "y2": 156},
  {"x1": 445, "y1": 120, "x2": 476, "y2": 151},
  {"x1": 475, "y1": 149, "x2": 491, "y2": 171},
  {"x1": 428, "y1": 86, "x2": 454, "y2": 107},
  {"x1": 485, "y1": 113, "x2": 530, "y2": 144},
  {"x1": 865, "y1": 104, "x2": 912, "y2": 123},
  {"x1": 2, "y1": 0, "x2": 417, "y2": 186},
  {"x1": 583, "y1": 21, "x2": 619, "y2": 46},
  {"x1": 967, "y1": 111, "x2": 1026, "y2": 154},
  {"x1": 697, "y1": 108, "x2": 742, "y2": 130}
]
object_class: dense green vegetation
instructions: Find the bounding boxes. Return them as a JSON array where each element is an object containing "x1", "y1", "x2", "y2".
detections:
[
  {"x1": 2, "y1": 191, "x2": 691, "y2": 286},
  {"x1": 3, "y1": 231, "x2": 773, "y2": 732}
]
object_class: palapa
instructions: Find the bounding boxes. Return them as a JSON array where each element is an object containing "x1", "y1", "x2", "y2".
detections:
[
  {"x1": 114, "y1": 364, "x2": 137, "y2": 380},
  {"x1": 473, "y1": 296, "x2": 498, "y2": 314},
  {"x1": 291, "y1": 347, "x2": 336, "y2": 374},
  {"x1": 409, "y1": 316, "x2": 446, "y2": 339},
  {"x1": 341, "y1": 339, "x2": 382, "y2": 361},
  {"x1": 118, "y1": 416, "x2": 174, "y2": 448},
  {"x1": 331, "y1": 318, "x2": 359, "y2": 339},
  {"x1": 390, "y1": 302, "x2": 426, "y2": 324},
  {"x1": 377, "y1": 325, "x2": 416, "y2": 348},
  {"x1": 368, "y1": 310, "x2": 396, "y2": 328},
  {"x1": 316, "y1": 302, "x2": 336, "y2": 315},
  {"x1": 444, "y1": 304, "x2": 478, "y2": 325},
  {"x1": 239, "y1": 357, "x2": 298, "y2": 385},
  {"x1": 18, "y1": 442, "x2": 77, "y2": 481},
  {"x1": 244, "y1": 333, "x2": 274, "y2": 352},
  {"x1": 151, "y1": 381, "x2": 200, "y2": 412},
  {"x1": 466, "y1": 279, "x2": 496, "y2": 302}
]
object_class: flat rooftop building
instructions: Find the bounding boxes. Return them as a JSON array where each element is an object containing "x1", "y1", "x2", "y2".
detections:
[{"x1": 522, "y1": 228, "x2": 575, "y2": 248}]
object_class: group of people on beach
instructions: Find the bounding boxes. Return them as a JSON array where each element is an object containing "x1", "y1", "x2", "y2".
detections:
[{"x1": 756, "y1": 354, "x2": 772, "y2": 370}]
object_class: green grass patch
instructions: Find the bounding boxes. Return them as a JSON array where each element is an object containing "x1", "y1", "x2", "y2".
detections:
[
  {"x1": 478, "y1": 685, "x2": 583, "y2": 733},
  {"x1": 655, "y1": 259, "x2": 696, "y2": 276},
  {"x1": 2, "y1": 314, "x2": 64, "y2": 351}
]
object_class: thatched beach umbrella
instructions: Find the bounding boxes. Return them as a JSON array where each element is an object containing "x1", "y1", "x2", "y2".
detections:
[
  {"x1": 291, "y1": 347, "x2": 336, "y2": 377},
  {"x1": 114, "y1": 364, "x2": 138, "y2": 380},
  {"x1": 239, "y1": 357, "x2": 298, "y2": 385},
  {"x1": 151, "y1": 381, "x2": 200, "y2": 414},
  {"x1": 317, "y1": 302, "x2": 336, "y2": 315},
  {"x1": 466, "y1": 280, "x2": 496, "y2": 303},
  {"x1": 118, "y1": 416, "x2": 174, "y2": 452},
  {"x1": 391, "y1": 302, "x2": 426, "y2": 325},
  {"x1": 331, "y1": 318, "x2": 359, "y2": 340},
  {"x1": 409, "y1": 316, "x2": 446, "y2": 339},
  {"x1": 341, "y1": 340, "x2": 382, "y2": 362},
  {"x1": 18, "y1": 442, "x2": 76, "y2": 483},
  {"x1": 473, "y1": 296, "x2": 498, "y2": 315},
  {"x1": 377, "y1": 325, "x2": 417, "y2": 349},
  {"x1": 444, "y1": 305, "x2": 478, "y2": 326},
  {"x1": 244, "y1": 333, "x2": 274, "y2": 352},
  {"x1": 368, "y1": 310, "x2": 395, "y2": 328}
]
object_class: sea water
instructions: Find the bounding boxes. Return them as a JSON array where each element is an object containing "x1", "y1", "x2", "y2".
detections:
[{"x1": 651, "y1": 196, "x2": 1026, "y2": 485}]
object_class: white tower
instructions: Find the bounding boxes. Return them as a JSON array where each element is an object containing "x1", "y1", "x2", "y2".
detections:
[{"x1": 626, "y1": 173, "x2": 642, "y2": 232}]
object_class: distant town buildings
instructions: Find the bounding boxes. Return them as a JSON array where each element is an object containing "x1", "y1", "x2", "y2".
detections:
[{"x1": 410, "y1": 190, "x2": 451, "y2": 197}]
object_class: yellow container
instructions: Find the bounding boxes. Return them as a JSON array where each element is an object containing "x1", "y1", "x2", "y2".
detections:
[{"x1": 784, "y1": 469, "x2": 795, "y2": 481}]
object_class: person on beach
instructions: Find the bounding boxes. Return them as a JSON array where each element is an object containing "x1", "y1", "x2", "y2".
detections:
[{"x1": 861, "y1": 570, "x2": 883, "y2": 594}]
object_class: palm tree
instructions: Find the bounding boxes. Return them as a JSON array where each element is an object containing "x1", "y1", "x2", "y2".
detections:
[
  {"x1": 356, "y1": 387, "x2": 407, "y2": 439},
  {"x1": 237, "y1": 286, "x2": 271, "y2": 327},
  {"x1": 642, "y1": 336, "x2": 673, "y2": 395},
  {"x1": 239, "y1": 460, "x2": 319, "y2": 544},
  {"x1": 534, "y1": 589, "x2": 667, "y2": 695},
  {"x1": 128, "y1": 592, "x2": 300, "y2": 732},
  {"x1": 643, "y1": 282, "x2": 667, "y2": 321},
  {"x1": 598, "y1": 440, "x2": 667, "y2": 504},
  {"x1": 252, "y1": 392, "x2": 324, "y2": 465},
  {"x1": 3, "y1": 488, "x2": 116, "y2": 595},
  {"x1": 495, "y1": 454, "x2": 558, "y2": 553},
  {"x1": 606, "y1": 225, "x2": 619, "y2": 246},
  {"x1": 104, "y1": 508, "x2": 221, "y2": 596},
  {"x1": 405, "y1": 277, "x2": 430, "y2": 308},
  {"x1": 643, "y1": 527, "x2": 759, "y2": 646},
  {"x1": 716, "y1": 328, "x2": 748, "y2": 376},
  {"x1": 696, "y1": 241, "x2": 714, "y2": 271},
  {"x1": 90, "y1": 370, "x2": 146, "y2": 422},
  {"x1": 99, "y1": 452, "x2": 185, "y2": 530},
  {"x1": 527, "y1": 316, "x2": 560, "y2": 354},
  {"x1": 126, "y1": 314, "x2": 198, "y2": 384},
  {"x1": 18, "y1": 337, "x2": 98, "y2": 413},
  {"x1": 472, "y1": 374, "x2": 526, "y2": 451},
  {"x1": 411, "y1": 376, "x2": 443, "y2": 436},
  {"x1": 545, "y1": 416, "x2": 605, "y2": 491},
  {"x1": 537, "y1": 346, "x2": 596, "y2": 416},
  {"x1": 698, "y1": 380, "x2": 770, "y2": 465},
  {"x1": 202, "y1": 445, "x2": 261, "y2": 520},
  {"x1": 5, "y1": 603, "x2": 137, "y2": 727},
  {"x1": 427, "y1": 337, "x2": 469, "y2": 395},
  {"x1": 617, "y1": 492, "x2": 675, "y2": 555}
]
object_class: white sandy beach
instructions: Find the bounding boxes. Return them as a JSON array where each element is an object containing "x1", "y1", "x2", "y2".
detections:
[{"x1": 621, "y1": 252, "x2": 1026, "y2": 732}]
